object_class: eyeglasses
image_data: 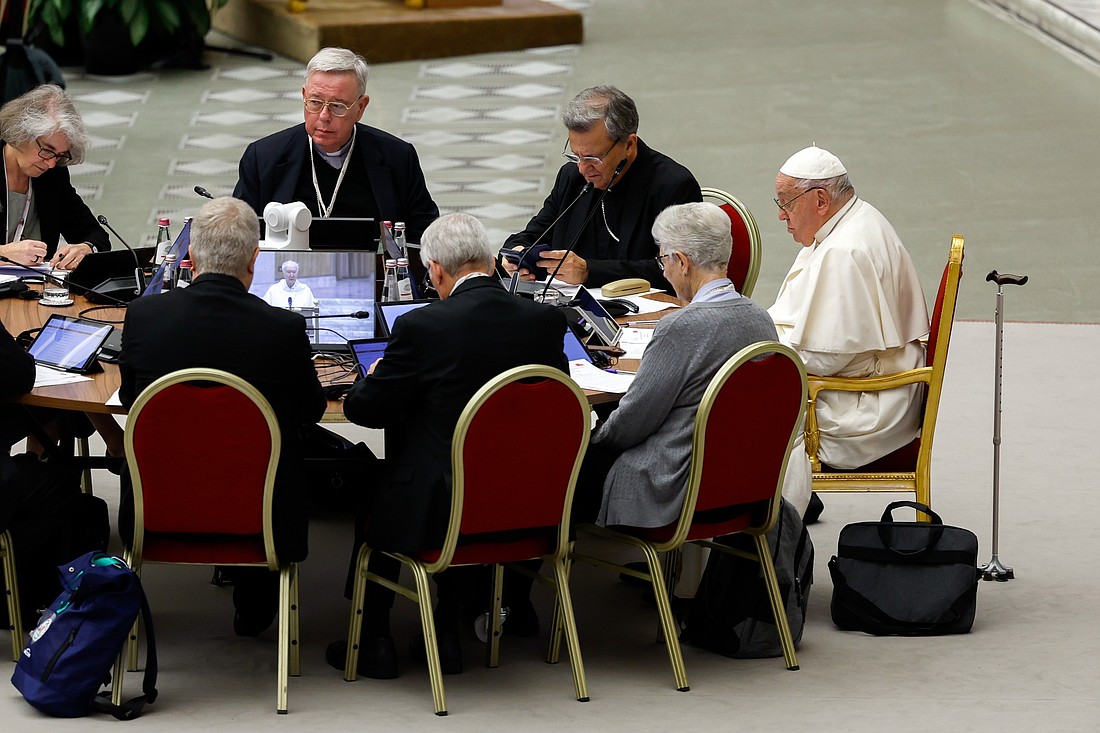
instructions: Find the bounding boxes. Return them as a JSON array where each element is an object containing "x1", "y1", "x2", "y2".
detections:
[
  {"x1": 562, "y1": 138, "x2": 621, "y2": 166},
  {"x1": 303, "y1": 98, "x2": 355, "y2": 117},
  {"x1": 773, "y1": 186, "x2": 823, "y2": 213},
  {"x1": 654, "y1": 252, "x2": 676, "y2": 271},
  {"x1": 35, "y1": 139, "x2": 73, "y2": 165}
]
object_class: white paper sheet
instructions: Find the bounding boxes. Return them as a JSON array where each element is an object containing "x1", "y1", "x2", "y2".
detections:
[
  {"x1": 34, "y1": 364, "x2": 92, "y2": 387},
  {"x1": 568, "y1": 359, "x2": 635, "y2": 393},
  {"x1": 617, "y1": 327, "x2": 655, "y2": 359}
]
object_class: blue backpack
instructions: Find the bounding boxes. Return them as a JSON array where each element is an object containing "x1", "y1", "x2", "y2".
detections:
[{"x1": 10, "y1": 552, "x2": 157, "y2": 719}]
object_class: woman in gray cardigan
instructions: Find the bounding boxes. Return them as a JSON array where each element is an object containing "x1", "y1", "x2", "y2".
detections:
[{"x1": 577, "y1": 202, "x2": 781, "y2": 529}]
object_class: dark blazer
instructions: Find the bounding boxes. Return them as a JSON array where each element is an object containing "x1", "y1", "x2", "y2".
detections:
[
  {"x1": 232, "y1": 123, "x2": 440, "y2": 243},
  {"x1": 0, "y1": 141, "x2": 110, "y2": 258},
  {"x1": 0, "y1": 319, "x2": 35, "y2": 474},
  {"x1": 118, "y1": 273, "x2": 327, "y2": 561},
  {"x1": 343, "y1": 276, "x2": 569, "y2": 553},
  {"x1": 504, "y1": 139, "x2": 701, "y2": 288}
]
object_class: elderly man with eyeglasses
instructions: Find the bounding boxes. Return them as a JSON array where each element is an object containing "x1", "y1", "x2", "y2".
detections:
[
  {"x1": 768, "y1": 146, "x2": 928, "y2": 519},
  {"x1": 503, "y1": 86, "x2": 701, "y2": 288},
  {"x1": 233, "y1": 47, "x2": 439, "y2": 243}
]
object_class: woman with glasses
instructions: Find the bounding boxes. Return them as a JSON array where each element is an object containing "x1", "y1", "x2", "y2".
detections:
[{"x1": 0, "y1": 84, "x2": 109, "y2": 269}]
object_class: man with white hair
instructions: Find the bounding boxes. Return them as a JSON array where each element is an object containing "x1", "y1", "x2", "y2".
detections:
[
  {"x1": 331, "y1": 212, "x2": 568, "y2": 679},
  {"x1": 118, "y1": 196, "x2": 327, "y2": 637},
  {"x1": 769, "y1": 145, "x2": 928, "y2": 513},
  {"x1": 233, "y1": 47, "x2": 439, "y2": 242},
  {"x1": 573, "y1": 202, "x2": 782, "y2": 527},
  {"x1": 263, "y1": 259, "x2": 316, "y2": 308}
]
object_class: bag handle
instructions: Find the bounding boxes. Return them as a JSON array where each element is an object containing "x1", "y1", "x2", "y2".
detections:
[{"x1": 878, "y1": 501, "x2": 944, "y2": 557}]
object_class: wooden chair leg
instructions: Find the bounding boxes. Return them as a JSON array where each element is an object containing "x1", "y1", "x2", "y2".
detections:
[
  {"x1": 410, "y1": 564, "x2": 447, "y2": 716},
  {"x1": 639, "y1": 543, "x2": 689, "y2": 692},
  {"x1": 1, "y1": 532, "x2": 24, "y2": 662},
  {"x1": 485, "y1": 564, "x2": 504, "y2": 668},
  {"x1": 276, "y1": 565, "x2": 291, "y2": 714},
  {"x1": 552, "y1": 558, "x2": 588, "y2": 702},
  {"x1": 344, "y1": 545, "x2": 370, "y2": 682},
  {"x1": 754, "y1": 534, "x2": 799, "y2": 670}
]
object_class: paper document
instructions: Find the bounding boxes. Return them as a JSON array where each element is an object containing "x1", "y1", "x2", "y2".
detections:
[
  {"x1": 106, "y1": 388, "x2": 123, "y2": 407},
  {"x1": 34, "y1": 364, "x2": 93, "y2": 387},
  {"x1": 568, "y1": 359, "x2": 635, "y2": 393},
  {"x1": 618, "y1": 328, "x2": 655, "y2": 359}
]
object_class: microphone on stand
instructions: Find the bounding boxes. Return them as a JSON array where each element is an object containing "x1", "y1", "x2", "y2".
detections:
[
  {"x1": 97, "y1": 214, "x2": 145, "y2": 294},
  {"x1": 539, "y1": 158, "x2": 627, "y2": 302},
  {"x1": 503, "y1": 181, "x2": 593, "y2": 295},
  {"x1": 288, "y1": 296, "x2": 293, "y2": 309},
  {"x1": 0, "y1": 255, "x2": 128, "y2": 307},
  {"x1": 194, "y1": 185, "x2": 215, "y2": 200}
]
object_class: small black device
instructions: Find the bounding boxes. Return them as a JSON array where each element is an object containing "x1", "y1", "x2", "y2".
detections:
[{"x1": 27, "y1": 314, "x2": 114, "y2": 374}]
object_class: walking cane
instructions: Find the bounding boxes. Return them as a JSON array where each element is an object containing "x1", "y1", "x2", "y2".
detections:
[{"x1": 980, "y1": 270, "x2": 1028, "y2": 581}]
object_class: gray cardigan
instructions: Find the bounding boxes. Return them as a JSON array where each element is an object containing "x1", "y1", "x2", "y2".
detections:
[{"x1": 595, "y1": 296, "x2": 778, "y2": 528}]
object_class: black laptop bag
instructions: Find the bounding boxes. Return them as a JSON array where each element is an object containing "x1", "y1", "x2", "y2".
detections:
[{"x1": 829, "y1": 501, "x2": 980, "y2": 636}]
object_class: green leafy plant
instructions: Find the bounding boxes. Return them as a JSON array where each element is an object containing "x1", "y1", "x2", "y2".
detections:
[{"x1": 29, "y1": 0, "x2": 230, "y2": 49}]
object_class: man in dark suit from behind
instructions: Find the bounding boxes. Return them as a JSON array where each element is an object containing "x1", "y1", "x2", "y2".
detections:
[
  {"x1": 329, "y1": 212, "x2": 569, "y2": 679},
  {"x1": 118, "y1": 196, "x2": 327, "y2": 636}
]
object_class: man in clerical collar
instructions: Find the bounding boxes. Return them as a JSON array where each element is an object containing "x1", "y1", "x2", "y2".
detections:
[
  {"x1": 233, "y1": 47, "x2": 439, "y2": 243},
  {"x1": 503, "y1": 85, "x2": 702, "y2": 289}
]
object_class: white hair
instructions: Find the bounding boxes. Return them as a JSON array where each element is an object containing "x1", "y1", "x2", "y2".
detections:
[
  {"x1": 189, "y1": 197, "x2": 259, "y2": 280},
  {"x1": 651, "y1": 202, "x2": 731, "y2": 273},
  {"x1": 418, "y1": 213, "x2": 495, "y2": 275},
  {"x1": 306, "y1": 48, "x2": 369, "y2": 97},
  {"x1": 280, "y1": 260, "x2": 300, "y2": 272}
]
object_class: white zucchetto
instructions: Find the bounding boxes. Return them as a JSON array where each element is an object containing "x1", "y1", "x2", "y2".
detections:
[{"x1": 779, "y1": 145, "x2": 847, "y2": 179}]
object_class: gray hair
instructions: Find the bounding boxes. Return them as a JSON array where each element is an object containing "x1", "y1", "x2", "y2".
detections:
[
  {"x1": 0, "y1": 84, "x2": 89, "y2": 164},
  {"x1": 189, "y1": 197, "x2": 260, "y2": 280},
  {"x1": 280, "y1": 260, "x2": 300, "y2": 272},
  {"x1": 306, "y1": 47, "x2": 369, "y2": 97},
  {"x1": 562, "y1": 85, "x2": 639, "y2": 141},
  {"x1": 790, "y1": 173, "x2": 855, "y2": 203},
  {"x1": 651, "y1": 202, "x2": 731, "y2": 273},
  {"x1": 418, "y1": 213, "x2": 495, "y2": 276}
]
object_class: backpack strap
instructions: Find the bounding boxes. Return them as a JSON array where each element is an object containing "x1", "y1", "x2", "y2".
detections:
[{"x1": 91, "y1": 579, "x2": 158, "y2": 720}]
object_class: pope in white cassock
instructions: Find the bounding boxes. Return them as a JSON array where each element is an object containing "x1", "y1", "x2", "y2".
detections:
[
  {"x1": 769, "y1": 145, "x2": 929, "y2": 476},
  {"x1": 263, "y1": 259, "x2": 316, "y2": 309}
]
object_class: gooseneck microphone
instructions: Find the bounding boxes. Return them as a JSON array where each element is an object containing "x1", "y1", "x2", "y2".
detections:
[
  {"x1": 0, "y1": 255, "x2": 129, "y2": 307},
  {"x1": 311, "y1": 311, "x2": 371, "y2": 319},
  {"x1": 97, "y1": 214, "x2": 145, "y2": 294},
  {"x1": 194, "y1": 185, "x2": 215, "y2": 200},
  {"x1": 539, "y1": 158, "x2": 627, "y2": 302},
  {"x1": 505, "y1": 181, "x2": 593, "y2": 295}
]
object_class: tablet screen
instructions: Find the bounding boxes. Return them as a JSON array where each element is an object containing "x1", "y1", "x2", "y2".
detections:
[
  {"x1": 563, "y1": 328, "x2": 593, "y2": 363},
  {"x1": 349, "y1": 338, "x2": 389, "y2": 377},
  {"x1": 28, "y1": 315, "x2": 113, "y2": 372},
  {"x1": 376, "y1": 300, "x2": 431, "y2": 337},
  {"x1": 573, "y1": 288, "x2": 622, "y2": 346}
]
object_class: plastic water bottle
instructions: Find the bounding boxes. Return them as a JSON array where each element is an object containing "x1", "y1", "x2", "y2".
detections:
[
  {"x1": 162, "y1": 253, "x2": 177, "y2": 291},
  {"x1": 382, "y1": 258, "x2": 398, "y2": 302},
  {"x1": 178, "y1": 258, "x2": 193, "y2": 287},
  {"x1": 394, "y1": 221, "x2": 407, "y2": 257},
  {"x1": 396, "y1": 257, "x2": 413, "y2": 301},
  {"x1": 154, "y1": 217, "x2": 171, "y2": 264}
]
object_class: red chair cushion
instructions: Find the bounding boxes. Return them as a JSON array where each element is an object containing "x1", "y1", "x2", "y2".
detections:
[
  {"x1": 720, "y1": 203, "x2": 751, "y2": 293},
  {"x1": 141, "y1": 532, "x2": 269, "y2": 565}
]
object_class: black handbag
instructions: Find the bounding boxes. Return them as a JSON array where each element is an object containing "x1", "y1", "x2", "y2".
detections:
[{"x1": 829, "y1": 501, "x2": 980, "y2": 635}]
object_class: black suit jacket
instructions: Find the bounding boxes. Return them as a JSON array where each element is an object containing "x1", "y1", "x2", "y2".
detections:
[
  {"x1": 0, "y1": 140, "x2": 110, "y2": 258},
  {"x1": 504, "y1": 139, "x2": 701, "y2": 288},
  {"x1": 0, "y1": 320, "x2": 35, "y2": 488},
  {"x1": 343, "y1": 276, "x2": 569, "y2": 553},
  {"x1": 233, "y1": 123, "x2": 439, "y2": 243},
  {"x1": 118, "y1": 273, "x2": 327, "y2": 560}
]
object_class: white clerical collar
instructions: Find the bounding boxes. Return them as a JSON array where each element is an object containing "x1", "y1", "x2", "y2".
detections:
[
  {"x1": 314, "y1": 136, "x2": 353, "y2": 169},
  {"x1": 453, "y1": 271, "x2": 490, "y2": 291},
  {"x1": 813, "y1": 196, "x2": 858, "y2": 246}
]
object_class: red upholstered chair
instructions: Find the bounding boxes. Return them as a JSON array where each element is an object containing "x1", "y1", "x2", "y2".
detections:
[
  {"x1": 702, "y1": 187, "x2": 762, "y2": 297},
  {"x1": 343, "y1": 365, "x2": 590, "y2": 716},
  {"x1": 1, "y1": 530, "x2": 23, "y2": 661},
  {"x1": 112, "y1": 368, "x2": 299, "y2": 714},
  {"x1": 806, "y1": 235, "x2": 964, "y2": 514},
  {"x1": 570, "y1": 342, "x2": 807, "y2": 691}
]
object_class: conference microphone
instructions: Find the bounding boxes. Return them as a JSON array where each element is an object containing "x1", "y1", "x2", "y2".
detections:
[
  {"x1": 505, "y1": 181, "x2": 593, "y2": 295},
  {"x1": 0, "y1": 254, "x2": 129, "y2": 307},
  {"x1": 288, "y1": 296, "x2": 293, "y2": 309},
  {"x1": 312, "y1": 311, "x2": 371, "y2": 319},
  {"x1": 97, "y1": 214, "x2": 146, "y2": 294},
  {"x1": 539, "y1": 158, "x2": 627, "y2": 302},
  {"x1": 194, "y1": 185, "x2": 214, "y2": 200}
]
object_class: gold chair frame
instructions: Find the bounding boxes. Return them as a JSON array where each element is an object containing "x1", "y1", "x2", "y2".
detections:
[
  {"x1": 344, "y1": 365, "x2": 590, "y2": 716},
  {"x1": 1, "y1": 529, "x2": 23, "y2": 661},
  {"x1": 701, "y1": 186, "x2": 762, "y2": 298},
  {"x1": 114, "y1": 368, "x2": 300, "y2": 714},
  {"x1": 806, "y1": 234, "x2": 964, "y2": 513},
  {"x1": 571, "y1": 342, "x2": 808, "y2": 691}
]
